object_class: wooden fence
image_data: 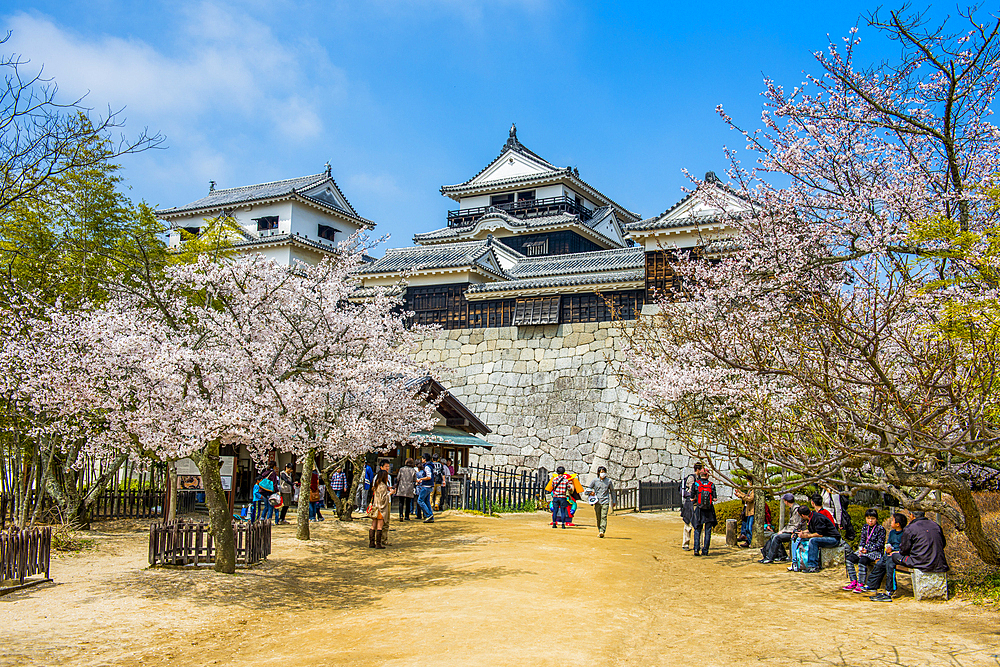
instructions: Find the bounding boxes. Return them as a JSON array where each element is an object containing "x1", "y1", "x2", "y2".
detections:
[
  {"x1": 148, "y1": 518, "x2": 271, "y2": 567},
  {"x1": 616, "y1": 481, "x2": 682, "y2": 512},
  {"x1": 1, "y1": 526, "x2": 52, "y2": 593}
]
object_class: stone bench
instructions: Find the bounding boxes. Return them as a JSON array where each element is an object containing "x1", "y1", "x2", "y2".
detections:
[
  {"x1": 820, "y1": 546, "x2": 845, "y2": 570},
  {"x1": 895, "y1": 565, "x2": 949, "y2": 601}
]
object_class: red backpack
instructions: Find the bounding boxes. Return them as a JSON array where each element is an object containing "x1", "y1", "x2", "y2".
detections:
[{"x1": 694, "y1": 480, "x2": 714, "y2": 508}]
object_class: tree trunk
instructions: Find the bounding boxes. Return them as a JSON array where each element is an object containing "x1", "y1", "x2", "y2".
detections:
[
  {"x1": 340, "y1": 454, "x2": 366, "y2": 521},
  {"x1": 191, "y1": 442, "x2": 236, "y2": 574},
  {"x1": 29, "y1": 436, "x2": 56, "y2": 527},
  {"x1": 166, "y1": 460, "x2": 177, "y2": 522},
  {"x1": 296, "y1": 448, "x2": 315, "y2": 540},
  {"x1": 947, "y1": 482, "x2": 1000, "y2": 566},
  {"x1": 750, "y1": 457, "x2": 767, "y2": 549}
]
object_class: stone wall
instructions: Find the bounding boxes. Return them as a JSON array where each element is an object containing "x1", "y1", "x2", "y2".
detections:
[{"x1": 412, "y1": 321, "x2": 695, "y2": 487}]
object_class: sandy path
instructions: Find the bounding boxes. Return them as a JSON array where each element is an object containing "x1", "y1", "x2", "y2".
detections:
[{"x1": 2, "y1": 511, "x2": 998, "y2": 667}]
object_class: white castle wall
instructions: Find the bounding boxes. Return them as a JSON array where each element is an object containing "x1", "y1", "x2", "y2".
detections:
[{"x1": 411, "y1": 321, "x2": 695, "y2": 486}]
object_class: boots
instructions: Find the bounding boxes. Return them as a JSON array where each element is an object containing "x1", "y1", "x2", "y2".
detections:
[
  {"x1": 368, "y1": 529, "x2": 376, "y2": 548},
  {"x1": 380, "y1": 526, "x2": 390, "y2": 547},
  {"x1": 375, "y1": 530, "x2": 385, "y2": 549}
]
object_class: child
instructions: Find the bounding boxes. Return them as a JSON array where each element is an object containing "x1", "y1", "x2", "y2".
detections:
[
  {"x1": 866, "y1": 512, "x2": 908, "y2": 601},
  {"x1": 844, "y1": 508, "x2": 885, "y2": 592}
]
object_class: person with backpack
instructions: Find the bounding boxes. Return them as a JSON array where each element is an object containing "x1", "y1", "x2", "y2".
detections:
[
  {"x1": 415, "y1": 453, "x2": 435, "y2": 523},
  {"x1": 431, "y1": 454, "x2": 447, "y2": 511},
  {"x1": 796, "y1": 504, "x2": 842, "y2": 573},
  {"x1": 680, "y1": 462, "x2": 703, "y2": 550},
  {"x1": 546, "y1": 466, "x2": 572, "y2": 529},
  {"x1": 278, "y1": 463, "x2": 295, "y2": 524},
  {"x1": 689, "y1": 466, "x2": 717, "y2": 556}
]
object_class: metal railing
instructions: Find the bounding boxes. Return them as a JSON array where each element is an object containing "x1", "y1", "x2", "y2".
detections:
[{"x1": 447, "y1": 195, "x2": 594, "y2": 227}]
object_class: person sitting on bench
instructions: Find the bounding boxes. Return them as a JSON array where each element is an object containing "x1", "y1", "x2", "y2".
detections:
[
  {"x1": 866, "y1": 512, "x2": 907, "y2": 601},
  {"x1": 795, "y1": 504, "x2": 841, "y2": 573},
  {"x1": 759, "y1": 493, "x2": 803, "y2": 564}
]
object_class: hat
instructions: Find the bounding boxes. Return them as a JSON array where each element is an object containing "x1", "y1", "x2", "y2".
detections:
[{"x1": 782, "y1": 493, "x2": 795, "y2": 503}]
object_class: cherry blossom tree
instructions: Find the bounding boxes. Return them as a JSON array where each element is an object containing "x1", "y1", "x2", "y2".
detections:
[
  {"x1": 3, "y1": 239, "x2": 438, "y2": 572},
  {"x1": 622, "y1": 7, "x2": 1000, "y2": 564}
]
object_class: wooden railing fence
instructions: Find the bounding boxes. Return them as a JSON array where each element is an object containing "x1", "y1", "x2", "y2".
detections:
[
  {"x1": 149, "y1": 519, "x2": 271, "y2": 567},
  {"x1": 1, "y1": 526, "x2": 52, "y2": 593}
]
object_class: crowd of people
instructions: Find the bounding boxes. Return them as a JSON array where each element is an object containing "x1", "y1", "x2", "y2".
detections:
[
  {"x1": 245, "y1": 453, "x2": 458, "y2": 549},
  {"x1": 679, "y1": 462, "x2": 951, "y2": 602}
]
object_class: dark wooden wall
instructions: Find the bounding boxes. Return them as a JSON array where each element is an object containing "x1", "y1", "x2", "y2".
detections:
[
  {"x1": 497, "y1": 230, "x2": 603, "y2": 257},
  {"x1": 405, "y1": 283, "x2": 643, "y2": 330}
]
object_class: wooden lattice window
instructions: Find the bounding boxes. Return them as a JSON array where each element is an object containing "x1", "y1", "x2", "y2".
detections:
[
  {"x1": 512, "y1": 296, "x2": 562, "y2": 326},
  {"x1": 645, "y1": 251, "x2": 680, "y2": 302}
]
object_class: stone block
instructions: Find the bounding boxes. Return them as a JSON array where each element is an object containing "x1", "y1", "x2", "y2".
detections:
[
  {"x1": 911, "y1": 569, "x2": 948, "y2": 601},
  {"x1": 820, "y1": 547, "x2": 845, "y2": 570}
]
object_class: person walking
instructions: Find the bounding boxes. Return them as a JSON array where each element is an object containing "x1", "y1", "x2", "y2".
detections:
[
  {"x1": 367, "y1": 469, "x2": 393, "y2": 549},
  {"x1": 415, "y1": 453, "x2": 435, "y2": 523},
  {"x1": 356, "y1": 461, "x2": 374, "y2": 514},
  {"x1": 308, "y1": 468, "x2": 324, "y2": 521},
  {"x1": 586, "y1": 466, "x2": 616, "y2": 538},
  {"x1": 329, "y1": 466, "x2": 347, "y2": 500},
  {"x1": 680, "y1": 462, "x2": 703, "y2": 550},
  {"x1": 395, "y1": 458, "x2": 417, "y2": 521},
  {"x1": 546, "y1": 466, "x2": 572, "y2": 529},
  {"x1": 690, "y1": 466, "x2": 717, "y2": 556},
  {"x1": 278, "y1": 463, "x2": 295, "y2": 525}
]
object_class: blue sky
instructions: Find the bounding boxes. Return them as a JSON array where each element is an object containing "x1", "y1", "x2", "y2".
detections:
[{"x1": 5, "y1": 1, "x2": 922, "y2": 254}]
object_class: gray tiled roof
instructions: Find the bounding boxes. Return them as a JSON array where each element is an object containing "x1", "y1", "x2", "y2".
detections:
[
  {"x1": 466, "y1": 269, "x2": 644, "y2": 295},
  {"x1": 507, "y1": 246, "x2": 643, "y2": 279},
  {"x1": 357, "y1": 240, "x2": 506, "y2": 277},
  {"x1": 156, "y1": 173, "x2": 371, "y2": 225}
]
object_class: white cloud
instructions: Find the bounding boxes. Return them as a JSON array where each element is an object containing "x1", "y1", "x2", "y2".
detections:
[{"x1": 2, "y1": 3, "x2": 342, "y2": 141}]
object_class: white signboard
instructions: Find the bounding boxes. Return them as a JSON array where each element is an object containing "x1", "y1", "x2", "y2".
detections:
[{"x1": 176, "y1": 456, "x2": 234, "y2": 491}]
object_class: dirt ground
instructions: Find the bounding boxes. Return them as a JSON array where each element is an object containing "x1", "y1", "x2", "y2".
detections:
[{"x1": 3, "y1": 510, "x2": 999, "y2": 667}]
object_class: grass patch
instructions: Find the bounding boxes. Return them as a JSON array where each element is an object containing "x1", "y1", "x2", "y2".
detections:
[
  {"x1": 951, "y1": 570, "x2": 1000, "y2": 607},
  {"x1": 51, "y1": 524, "x2": 96, "y2": 552}
]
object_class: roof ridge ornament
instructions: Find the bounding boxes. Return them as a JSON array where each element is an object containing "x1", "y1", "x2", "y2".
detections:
[
  {"x1": 325, "y1": 161, "x2": 332, "y2": 177},
  {"x1": 705, "y1": 171, "x2": 720, "y2": 184},
  {"x1": 505, "y1": 123, "x2": 521, "y2": 151},
  {"x1": 209, "y1": 180, "x2": 216, "y2": 193}
]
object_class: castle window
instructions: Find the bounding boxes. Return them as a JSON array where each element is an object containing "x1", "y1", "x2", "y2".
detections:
[
  {"x1": 512, "y1": 295, "x2": 561, "y2": 326},
  {"x1": 318, "y1": 224, "x2": 339, "y2": 241},
  {"x1": 490, "y1": 193, "x2": 514, "y2": 206},
  {"x1": 522, "y1": 239, "x2": 549, "y2": 257},
  {"x1": 516, "y1": 190, "x2": 536, "y2": 201},
  {"x1": 254, "y1": 216, "x2": 278, "y2": 231},
  {"x1": 180, "y1": 226, "x2": 200, "y2": 237}
]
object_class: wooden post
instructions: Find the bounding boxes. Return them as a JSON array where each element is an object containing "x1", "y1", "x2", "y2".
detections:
[{"x1": 726, "y1": 518, "x2": 738, "y2": 547}]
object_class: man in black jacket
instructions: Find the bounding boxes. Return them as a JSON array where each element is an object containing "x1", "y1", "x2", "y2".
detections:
[
  {"x1": 796, "y1": 505, "x2": 841, "y2": 573},
  {"x1": 893, "y1": 511, "x2": 949, "y2": 573},
  {"x1": 690, "y1": 467, "x2": 717, "y2": 556}
]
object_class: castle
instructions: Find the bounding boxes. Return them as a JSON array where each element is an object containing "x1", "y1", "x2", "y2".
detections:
[{"x1": 157, "y1": 127, "x2": 747, "y2": 485}]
